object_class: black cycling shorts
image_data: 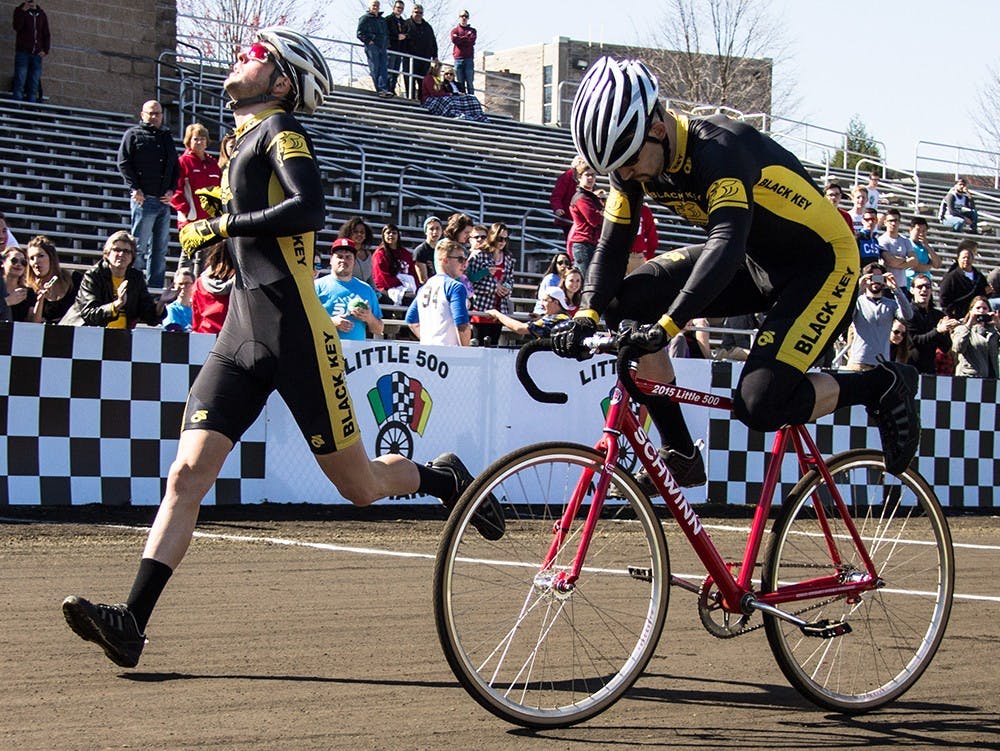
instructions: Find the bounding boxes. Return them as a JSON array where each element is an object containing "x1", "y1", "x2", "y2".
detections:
[{"x1": 182, "y1": 278, "x2": 360, "y2": 454}]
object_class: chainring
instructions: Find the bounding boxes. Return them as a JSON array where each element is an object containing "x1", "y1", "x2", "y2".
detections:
[{"x1": 697, "y1": 576, "x2": 754, "y2": 638}]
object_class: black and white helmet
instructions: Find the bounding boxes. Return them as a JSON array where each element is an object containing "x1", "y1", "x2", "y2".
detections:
[
  {"x1": 571, "y1": 57, "x2": 659, "y2": 174},
  {"x1": 256, "y1": 27, "x2": 331, "y2": 115}
]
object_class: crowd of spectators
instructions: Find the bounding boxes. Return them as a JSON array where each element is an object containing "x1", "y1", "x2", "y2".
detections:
[{"x1": 5, "y1": 47, "x2": 1000, "y2": 379}]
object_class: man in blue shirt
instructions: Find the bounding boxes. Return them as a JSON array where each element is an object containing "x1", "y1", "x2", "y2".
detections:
[{"x1": 315, "y1": 238, "x2": 384, "y2": 340}]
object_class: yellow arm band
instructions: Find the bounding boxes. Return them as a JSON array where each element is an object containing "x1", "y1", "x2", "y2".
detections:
[
  {"x1": 657, "y1": 314, "x2": 681, "y2": 338},
  {"x1": 574, "y1": 308, "x2": 600, "y2": 324},
  {"x1": 217, "y1": 214, "x2": 231, "y2": 238}
]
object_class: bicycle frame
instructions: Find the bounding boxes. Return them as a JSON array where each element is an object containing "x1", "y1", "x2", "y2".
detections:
[{"x1": 541, "y1": 369, "x2": 883, "y2": 616}]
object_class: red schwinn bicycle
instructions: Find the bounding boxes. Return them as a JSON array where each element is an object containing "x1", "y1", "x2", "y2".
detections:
[{"x1": 433, "y1": 332, "x2": 954, "y2": 728}]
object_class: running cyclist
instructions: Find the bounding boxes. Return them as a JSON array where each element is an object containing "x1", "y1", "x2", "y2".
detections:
[
  {"x1": 551, "y1": 57, "x2": 919, "y2": 492},
  {"x1": 63, "y1": 28, "x2": 502, "y2": 669}
]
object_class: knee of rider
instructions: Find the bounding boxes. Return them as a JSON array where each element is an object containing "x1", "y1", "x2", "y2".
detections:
[
  {"x1": 337, "y1": 478, "x2": 381, "y2": 508},
  {"x1": 607, "y1": 278, "x2": 661, "y2": 327},
  {"x1": 733, "y1": 384, "x2": 787, "y2": 433}
]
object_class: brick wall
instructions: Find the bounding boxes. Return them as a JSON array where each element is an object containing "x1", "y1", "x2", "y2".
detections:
[{"x1": 1, "y1": 0, "x2": 176, "y2": 114}]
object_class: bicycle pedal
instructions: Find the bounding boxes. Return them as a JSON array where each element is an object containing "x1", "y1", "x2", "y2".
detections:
[
  {"x1": 800, "y1": 619, "x2": 852, "y2": 638},
  {"x1": 628, "y1": 566, "x2": 653, "y2": 582}
]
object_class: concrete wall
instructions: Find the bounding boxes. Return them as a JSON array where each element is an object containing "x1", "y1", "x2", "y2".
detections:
[{"x1": 0, "y1": 0, "x2": 176, "y2": 114}]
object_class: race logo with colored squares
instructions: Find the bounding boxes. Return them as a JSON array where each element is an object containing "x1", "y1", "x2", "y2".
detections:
[
  {"x1": 601, "y1": 390, "x2": 652, "y2": 473},
  {"x1": 366, "y1": 371, "x2": 432, "y2": 459}
]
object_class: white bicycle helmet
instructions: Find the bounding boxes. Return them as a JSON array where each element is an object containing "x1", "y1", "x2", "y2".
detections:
[
  {"x1": 256, "y1": 27, "x2": 332, "y2": 115},
  {"x1": 571, "y1": 57, "x2": 660, "y2": 174}
]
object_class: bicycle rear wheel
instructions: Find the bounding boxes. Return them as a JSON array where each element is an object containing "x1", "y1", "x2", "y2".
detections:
[
  {"x1": 433, "y1": 442, "x2": 669, "y2": 728},
  {"x1": 762, "y1": 449, "x2": 954, "y2": 712}
]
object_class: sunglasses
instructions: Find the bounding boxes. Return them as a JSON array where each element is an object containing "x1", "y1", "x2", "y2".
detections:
[
  {"x1": 913, "y1": 284, "x2": 930, "y2": 290},
  {"x1": 497, "y1": 235, "x2": 509, "y2": 242},
  {"x1": 245, "y1": 42, "x2": 274, "y2": 64},
  {"x1": 471, "y1": 234, "x2": 486, "y2": 240},
  {"x1": 448, "y1": 255, "x2": 468, "y2": 262},
  {"x1": 7, "y1": 257, "x2": 26, "y2": 266},
  {"x1": 555, "y1": 260, "x2": 569, "y2": 266}
]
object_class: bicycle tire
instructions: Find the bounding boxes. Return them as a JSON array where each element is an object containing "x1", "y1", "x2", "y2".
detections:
[
  {"x1": 433, "y1": 442, "x2": 670, "y2": 728},
  {"x1": 762, "y1": 449, "x2": 954, "y2": 712}
]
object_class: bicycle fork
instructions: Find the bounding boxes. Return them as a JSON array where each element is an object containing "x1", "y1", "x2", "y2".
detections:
[{"x1": 538, "y1": 433, "x2": 623, "y2": 593}]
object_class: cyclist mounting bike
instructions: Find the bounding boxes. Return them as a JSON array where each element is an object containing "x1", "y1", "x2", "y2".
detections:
[{"x1": 551, "y1": 57, "x2": 920, "y2": 486}]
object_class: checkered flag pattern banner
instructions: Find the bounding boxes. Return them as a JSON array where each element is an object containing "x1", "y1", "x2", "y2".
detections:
[
  {"x1": 0, "y1": 322, "x2": 266, "y2": 506},
  {"x1": 705, "y1": 361, "x2": 1000, "y2": 509},
  {"x1": 1, "y1": 322, "x2": 996, "y2": 508}
]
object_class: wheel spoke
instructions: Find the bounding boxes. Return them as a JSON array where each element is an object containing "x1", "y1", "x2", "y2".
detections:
[
  {"x1": 763, "y1": 451, "x2": 954, "y2": 712},
  {"x1": 434, "y1": 443, "x2": 669, "y2": 727}
]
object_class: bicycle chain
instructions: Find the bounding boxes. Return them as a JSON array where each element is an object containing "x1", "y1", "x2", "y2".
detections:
[
  {"x1": 705, "y1": 593, "x2": 844, "y2": 639},
  {"x1": 701, "y1": 562, "x2": 851, "y2": 639}
]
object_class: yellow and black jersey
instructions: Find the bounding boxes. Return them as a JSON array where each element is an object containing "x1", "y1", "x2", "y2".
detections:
[
  {"x1": 183, "y1": 108, "x2": 360, "y2": 454},
  {"x1": 220, "y1": 107, "x2": 326, "y2": 288},
  {"x1": 586, "y1": 113, "x2": 857, "y2": 331}
]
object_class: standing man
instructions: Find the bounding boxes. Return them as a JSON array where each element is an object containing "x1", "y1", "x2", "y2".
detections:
[
  {"x1": 906, "y1": 275, "x2": 956, "y2": 374},
  {"x1": 877, "y1": 208, "x2": 915, "y2": 289},
  {"x1": 450, "y1": 9, "x2": 476, "y2": 95},
  {"x1": 823, "y1": 182, "x2": 854, "y2": 231},
  {"x1": 117, "y1": 100, "x2": 180, "y2": 290},
  {"x1": 357, "y1": 0, "x2": 392, "y2": 97},
  {"x1": 315, "y1": 237, "x2": 384, "y2": 340},
  {"x1": 905, "y1": 216, "x2": 941, "y2": 287},
  {"x1": 385, "y1": 0, "x2": 407, "y2": 95},
  {"x1": 405, "y1": 239, "x2": 471, "y2": 345},
  {"x1": 11, "y1": 0, "x2": 49, "y2": 102},
  {"x1": 402, "y1": 3, "x2": 436, "y2": 99},
  {"x1": 856, "y1": 207, "x2": 882, "y2": 266},
  {"x1": 62, "y1": 27, "x2": 502, "y2": 670}
]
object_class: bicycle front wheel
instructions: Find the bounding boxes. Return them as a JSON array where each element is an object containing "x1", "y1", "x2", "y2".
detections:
[
  {"x1": 762, "y1": 449, "x2": 954, "y2": 712},
  {"x1": 433, "y1": 442, "x2": 669, "y2": 728}
]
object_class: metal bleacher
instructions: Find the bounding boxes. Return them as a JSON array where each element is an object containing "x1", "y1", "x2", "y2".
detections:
[{"x1": 4, "y1": 61, "x2": 1000, "y2": 335}]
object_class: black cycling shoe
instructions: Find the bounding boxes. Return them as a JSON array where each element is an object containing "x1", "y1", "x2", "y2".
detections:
[
  {"x1": 430, "y1": 453, "x2": 506, "y2": 541},
  {"x1": 635, "y1": 446, "x2": 707, "y2": 496},
  {"x1": 867, "y1": 357, "x2": 920, "y2": 475},
  {"x1": 62, "y1": 596, "x2": 146, "y2": 668}
]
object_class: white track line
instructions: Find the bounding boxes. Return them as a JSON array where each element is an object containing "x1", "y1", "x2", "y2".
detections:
[{"x1": 5, "y1": 518, "x2": 1000, "y2": 603}]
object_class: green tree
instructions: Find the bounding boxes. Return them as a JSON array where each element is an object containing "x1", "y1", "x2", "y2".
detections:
[{"x1": 829, "y1": 115, "x2": 882, "y2": 171}]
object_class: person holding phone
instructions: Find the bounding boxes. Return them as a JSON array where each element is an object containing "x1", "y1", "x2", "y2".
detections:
[
  {"x1": 951, "y1": 295, "x2": 999, "y2": 378},
  {"x1": 846, "y1": 262, "x2": 913, "y2": 371}
]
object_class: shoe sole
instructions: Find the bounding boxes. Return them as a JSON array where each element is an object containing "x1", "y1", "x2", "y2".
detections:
[
  {"x1": 876, "y1": 363, "x2": 921, "y2": 474},
  {"x1": 62, "y1": 596, "x2": 141, "y2": 668}
]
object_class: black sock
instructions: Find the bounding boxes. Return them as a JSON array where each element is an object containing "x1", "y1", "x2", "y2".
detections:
[
  {"x1": 644, "y1": 381, "x2": 696, "y2": 455},
  {"x1": 416, "y1": 463, "x2": 457, "y2": 501},
  {"x1": 832, "y1": 368, "x2": 893, "y2": 411},
  {"x1": 126, "y1": 558, "x2": 173, "y2": 633}
]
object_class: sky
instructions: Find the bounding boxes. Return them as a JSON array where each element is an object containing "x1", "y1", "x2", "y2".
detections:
[{"x1": 441, "y1": 0, "x2": 999, "y2": 173}]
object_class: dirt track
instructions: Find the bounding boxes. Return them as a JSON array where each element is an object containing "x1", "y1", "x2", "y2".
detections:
[{"x1": 2, "y1": 510, "x2": 998, "y2": 750}]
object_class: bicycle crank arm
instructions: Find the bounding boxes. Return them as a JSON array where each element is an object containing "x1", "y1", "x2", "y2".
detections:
[{"x1": 746, "y1": 598, "x2": 852, "y2": 638}]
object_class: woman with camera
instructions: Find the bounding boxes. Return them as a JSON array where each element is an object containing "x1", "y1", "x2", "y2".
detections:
[{"x1": 951, "y1": 296, "x2": 999, "y2": 378}]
